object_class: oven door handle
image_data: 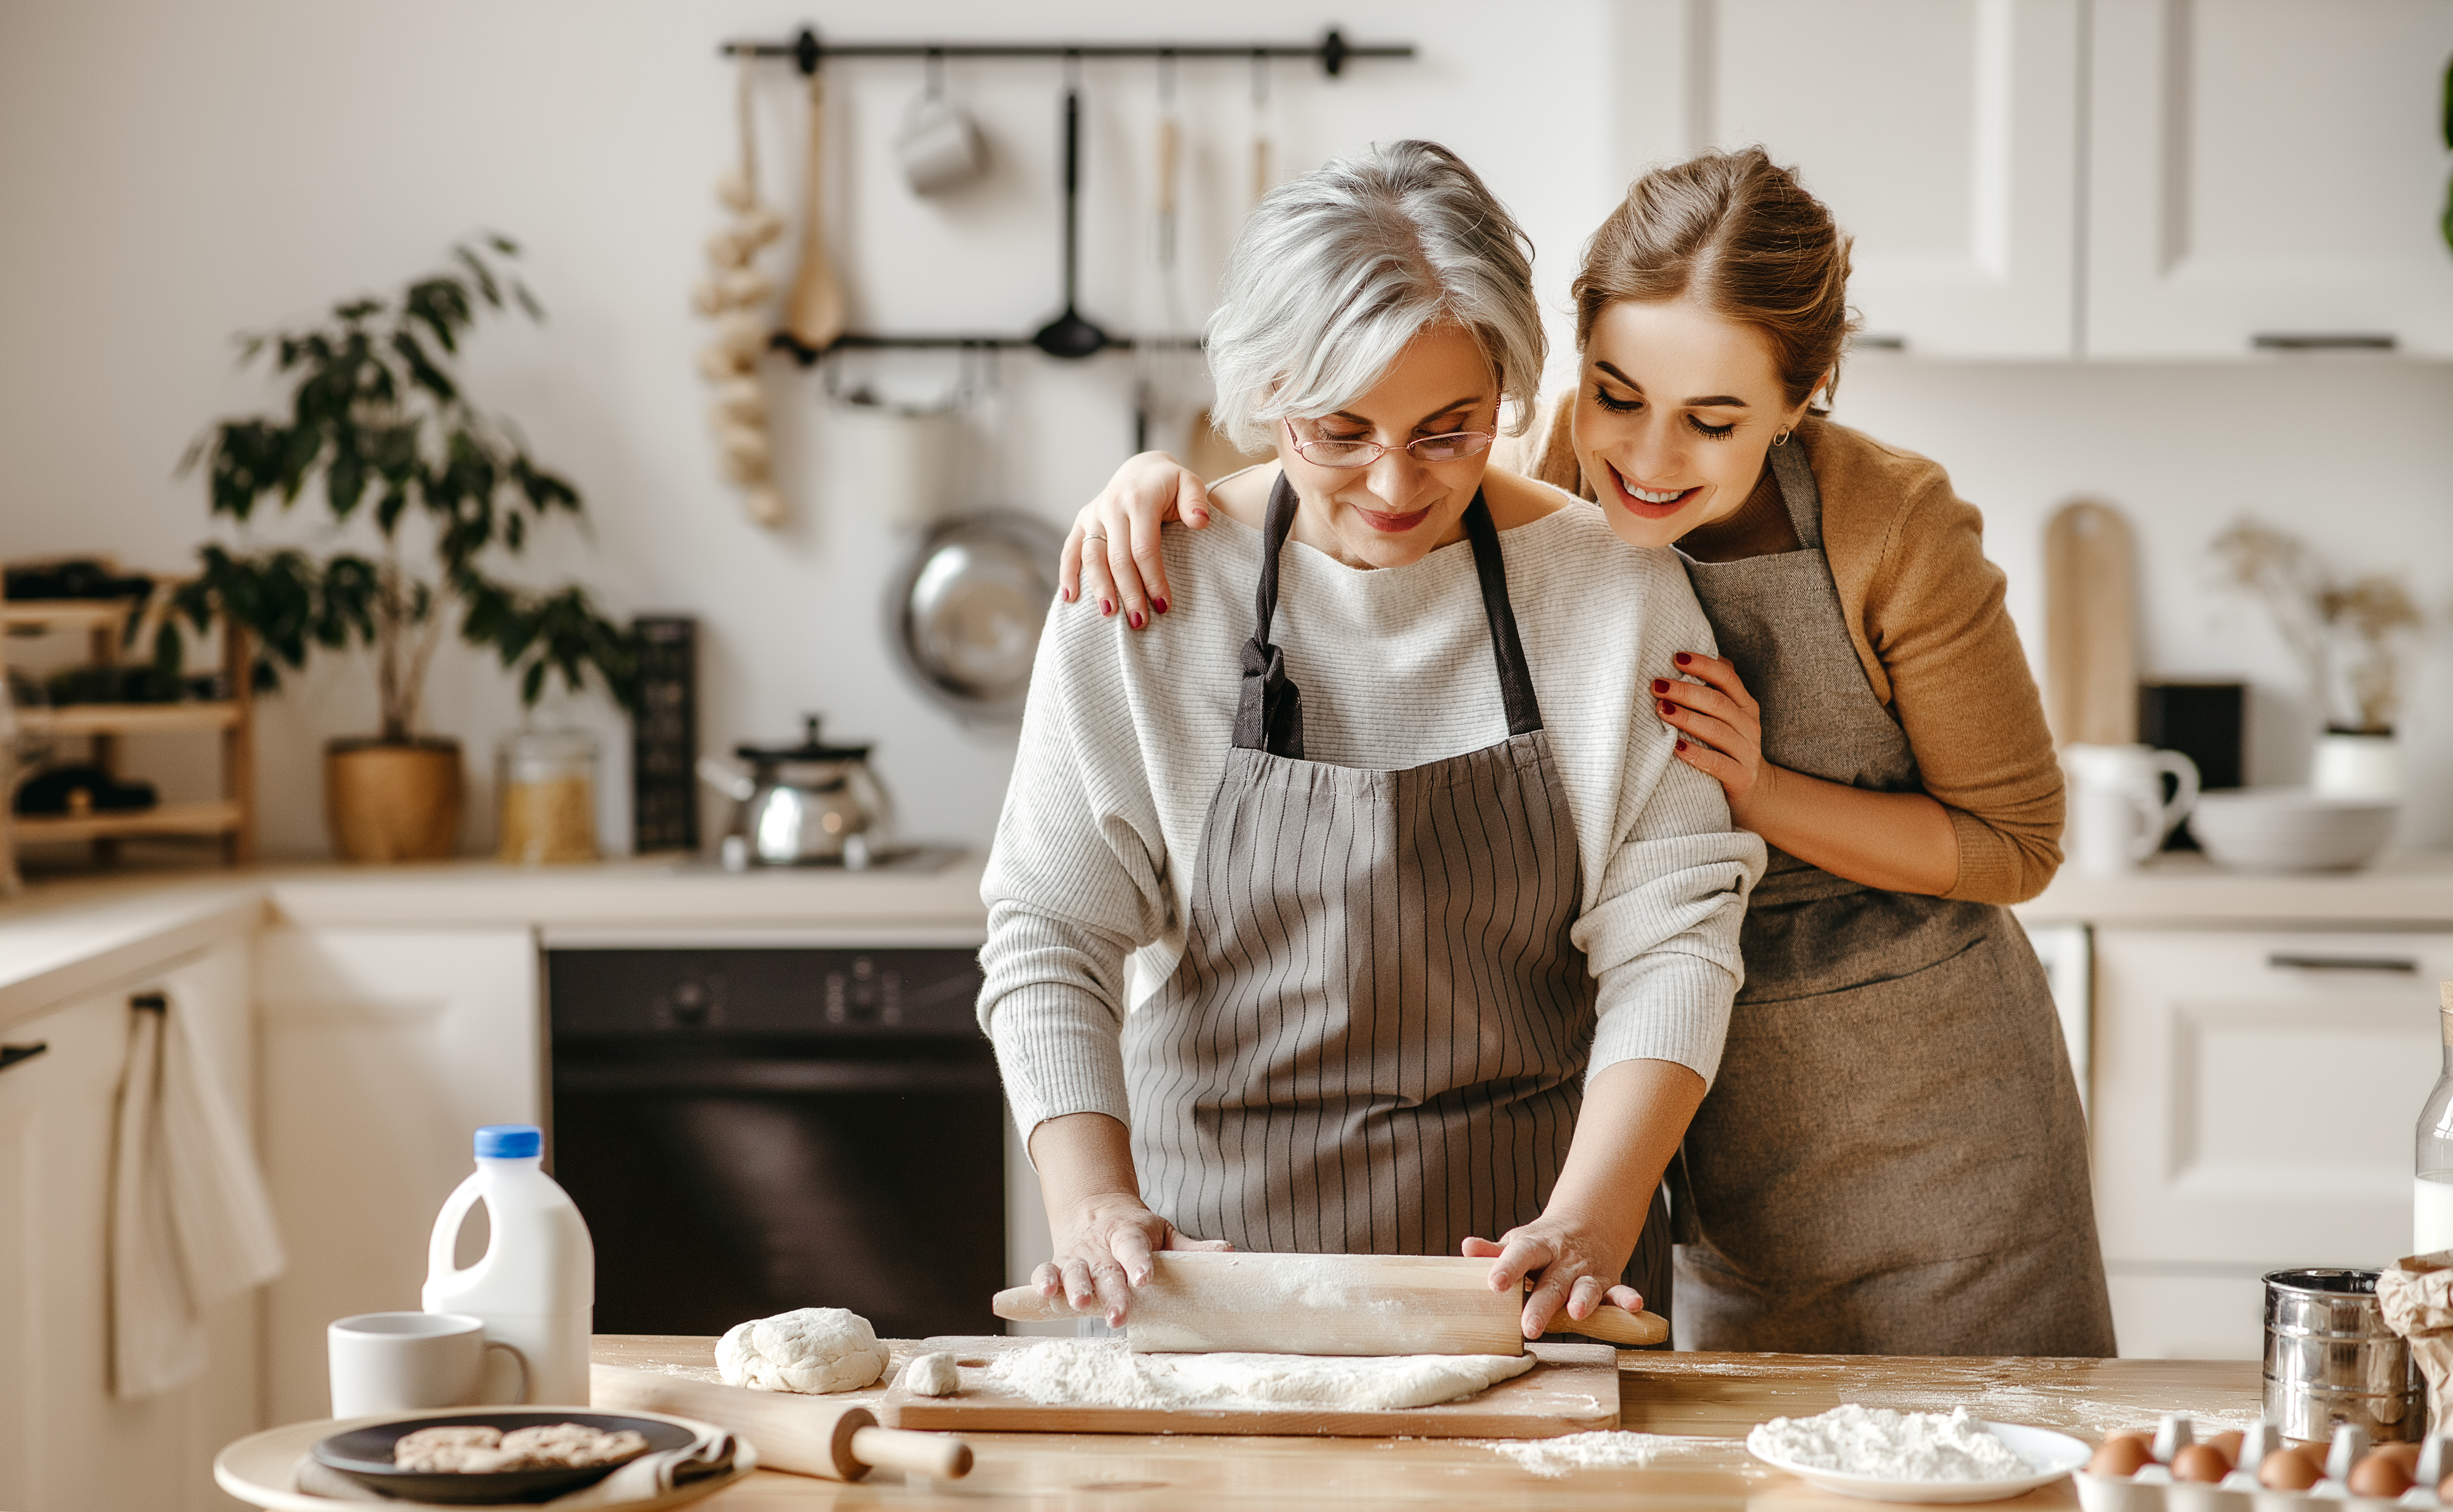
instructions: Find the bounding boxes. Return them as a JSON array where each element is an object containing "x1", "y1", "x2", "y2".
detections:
[{"x1": 554, "y1": 1061, "x2": 1002, "y2": 1095}]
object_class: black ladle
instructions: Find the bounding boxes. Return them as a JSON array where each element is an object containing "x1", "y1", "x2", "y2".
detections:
[{"x1": 1031, "y1": 87, "x2": 1111, "y2": 360}]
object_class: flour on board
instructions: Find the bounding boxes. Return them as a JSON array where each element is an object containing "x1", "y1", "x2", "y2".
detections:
[
  {"x1": 1484, "y1": 1431, "x2": 1728, "y2": 1477},
  {"x1": 984, "y1": 1339, "x2": 1535, "y2": 1411}
]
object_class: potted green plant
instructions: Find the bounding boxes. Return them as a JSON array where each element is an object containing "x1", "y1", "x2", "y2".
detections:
[{"x1": 168, "y1": 238, "x2": 638, "y2": 861}]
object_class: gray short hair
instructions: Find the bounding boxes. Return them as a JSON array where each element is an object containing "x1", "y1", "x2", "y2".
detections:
[{"x1": 1205, "y1": 140, "x2": 1544, "y2": 453}]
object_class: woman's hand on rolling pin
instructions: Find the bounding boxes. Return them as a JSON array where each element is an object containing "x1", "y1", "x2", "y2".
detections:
[
  {"x1": 1654, "y1": 652, "x2": 1773, "y2": 821},
  {"x1": 1059, "y1": 452, "x2": 1213, "y2": 630},
  {"x1": 1461, "y1": 1223, "x2": 1642, "y2": 1341},
  {"x1": 1036, "y1": 1192, "x2": 1231, "y2": 1328}
]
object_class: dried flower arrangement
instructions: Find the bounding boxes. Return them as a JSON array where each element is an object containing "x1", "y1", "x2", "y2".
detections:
[{"x1": 2209, "y1": 519, "x2": 2422, "y2": 734}]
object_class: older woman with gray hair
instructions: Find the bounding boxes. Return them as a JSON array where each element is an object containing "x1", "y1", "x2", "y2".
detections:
[{"x1": 978, "y1": 141, "x2": 1761, "y2": 1340}]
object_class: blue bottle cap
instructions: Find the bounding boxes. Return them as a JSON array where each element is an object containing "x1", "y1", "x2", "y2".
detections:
[{"x1": 474, "y1": 1124, "x2": 541, "y2": 1159}]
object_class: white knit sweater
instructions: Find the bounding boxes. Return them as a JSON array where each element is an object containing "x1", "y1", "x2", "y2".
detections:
[{"x1": 978, "y1": 487, "x2": 1765, "y2": 1140}]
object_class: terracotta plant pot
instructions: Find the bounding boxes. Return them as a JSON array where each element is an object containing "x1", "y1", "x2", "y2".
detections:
[{"x1": 325, "y1": 737, "x2": 464, "y2": 862}]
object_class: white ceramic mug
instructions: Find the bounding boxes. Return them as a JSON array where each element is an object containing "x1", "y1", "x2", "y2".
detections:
[
  {"x1": 328, "y1": 1311, "x2": 528, "y2": 1419},
  {"x1": 897, "y1": 95, "x2": 986, "y2": 194},
  {"x1": 2064, "y1": 742, "x2": 2200, "y2": 876}
]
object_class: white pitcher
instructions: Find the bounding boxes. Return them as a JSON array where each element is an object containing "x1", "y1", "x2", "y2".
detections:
[
  {"x1": 2063, "y1": 743, "x2": 2200, "y2": 876},
  {"x1": 422, "y1": 1124, "x2": 594, "y2": 1405}
]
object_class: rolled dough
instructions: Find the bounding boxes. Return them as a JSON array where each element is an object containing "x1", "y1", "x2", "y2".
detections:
[
  {"x1": 986, "y1": 1339, "x2": 1535, "y2": 1411},
  {"x1": 716, "y1": 1307, "x2": 892, "y2": 1393}
]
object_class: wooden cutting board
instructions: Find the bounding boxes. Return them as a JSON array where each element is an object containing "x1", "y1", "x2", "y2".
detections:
[
  {"x1": 2043, "y1": 499, "x2": 2139, "y2": 746},
  {"x1": 883, "y1": 1335, "x2": 1619, "y2": 1439}
]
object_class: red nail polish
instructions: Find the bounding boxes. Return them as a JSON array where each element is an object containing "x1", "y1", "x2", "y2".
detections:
[
  {"x1": 1101, "y1": 599, "x2": 1114, "y2": 616},
  {"x1": 1153, "y1": 597, "x2": 1169, "y2": 615},
  {"x1": 1674, "y1": 652, "x2": 1692, "y2": 666},
  {"x1": 1129, "y1": 611, "x2": 1145, "y2": 629},
  {"x1": 1659, "y1": 700, "x2": 1677, "y2": 715},
  {"x1": 1676, "y1": 739, "x2": 1689, "y2": 752},
  {"x1": 1651, "y1": 679, "x2": 1669, "y2": 695}
]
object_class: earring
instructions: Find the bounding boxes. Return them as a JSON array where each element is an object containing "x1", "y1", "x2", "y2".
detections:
[{"x1": 1772, "y1": 429, "x2": 1791, "y2": 447}]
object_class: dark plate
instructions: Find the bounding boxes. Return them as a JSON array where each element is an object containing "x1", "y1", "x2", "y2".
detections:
[{"x1": 312, "y1": 1411, "x2": 692, "y2": 1504}]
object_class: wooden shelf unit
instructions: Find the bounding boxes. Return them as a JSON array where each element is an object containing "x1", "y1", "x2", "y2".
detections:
[{"x1": 2, "y1": 563, "x2": 256, "y2": 891}]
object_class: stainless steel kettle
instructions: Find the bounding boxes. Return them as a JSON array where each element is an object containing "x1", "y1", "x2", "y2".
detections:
[{"x1": 697, "y1": 716, "x2": 898, "y2": 870}]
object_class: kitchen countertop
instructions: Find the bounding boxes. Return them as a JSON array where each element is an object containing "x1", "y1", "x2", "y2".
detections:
[
  {"x1": 2014, "y1": 850, "x2": 2453, "y2": 927},
  {"x1": 0, "y1": 854, "x2": 990, "y2": 1027},
  {"x1": 589, "y1": 1335, "x2": 2259, "y2": 1510}
]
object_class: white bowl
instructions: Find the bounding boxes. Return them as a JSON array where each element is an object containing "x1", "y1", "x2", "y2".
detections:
[
  {"x1": 1747, "y1": 1420, "x2": 2091, "y2": 1503},
  {"x1": 2188, "y1": 789, "x2": 2398, "y2": 873}
]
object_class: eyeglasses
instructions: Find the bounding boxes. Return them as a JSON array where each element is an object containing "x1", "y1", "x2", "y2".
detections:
[{"x1": 1284, "y1": 420, "x2": 1496, "y2": 469}]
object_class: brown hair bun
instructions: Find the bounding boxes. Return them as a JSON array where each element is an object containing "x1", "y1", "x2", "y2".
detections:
[{"x1": 1572, "y1": 147, "x2": 1856, "y2": 412}]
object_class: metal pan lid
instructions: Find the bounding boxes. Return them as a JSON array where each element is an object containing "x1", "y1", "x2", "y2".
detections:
[{"x1": 735, "y1": 715, "x2": 873, "y2": 764}]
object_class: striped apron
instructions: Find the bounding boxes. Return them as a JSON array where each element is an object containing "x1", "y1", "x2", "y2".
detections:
[
  {"x1": 1669, "y1": 438, "x2": 2116, "y2": 1356},
  {"x1": 1123, "y1": 473, "x2": 1673, "y2": 1311}
]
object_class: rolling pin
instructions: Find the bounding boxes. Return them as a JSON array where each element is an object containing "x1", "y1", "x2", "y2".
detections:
[
  {"x1": 590, "y1": 1363, "x2": 972, "y2": 1482},
  {"x1": 992, "y1": 1251, "x2": 1669, "y2": 1355}
]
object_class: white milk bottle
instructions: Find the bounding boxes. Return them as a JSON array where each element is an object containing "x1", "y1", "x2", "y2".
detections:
[
  {"x1": 2418, "y1": 986, "x2": 2453, "y2": 1254},
  {"x1": 422, "y1": 1124, "x2": 594, "y2": 1405}
]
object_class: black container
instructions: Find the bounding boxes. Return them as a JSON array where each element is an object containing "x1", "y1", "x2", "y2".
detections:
[
  {"x1": 629, "y1": 615, "x2": 698, "y2": 854},
  {"x1": 2139, "y1": 680, "x2": 2245, "y2": 850}
]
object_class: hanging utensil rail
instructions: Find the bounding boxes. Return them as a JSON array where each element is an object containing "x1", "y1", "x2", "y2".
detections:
[
  {"x1": 720, "y1": 27, "x2": 1413, "y2": 79},
  {"x1": 724, "y1": 26, "x2": 1416, "y2": 362}
]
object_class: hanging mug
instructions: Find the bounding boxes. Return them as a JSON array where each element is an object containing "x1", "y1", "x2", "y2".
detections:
[
  {"x1": 2063, "y1": 743, "x2": 2200, "y2": 876},
  {"x1": 898, "y1": 92, "x2": 986, "y2": 195}
]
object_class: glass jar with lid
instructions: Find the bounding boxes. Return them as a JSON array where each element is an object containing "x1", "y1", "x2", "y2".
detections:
[{"x1": 497, "y1": 729, "x2": 599, "y2": 865}]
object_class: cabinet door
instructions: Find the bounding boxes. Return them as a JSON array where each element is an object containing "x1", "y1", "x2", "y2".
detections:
[
  {"x1": 256, "y1": 927, "x2": 539, "y2": 1426},
  {"x1": 2092, "y1": 928, "x2": 2448, "y2": 1268},
  {"x1": 2087, "y1": 0, "x2": 2453, "y2": 358},
  {"x1": 1616, "y1": 0, "x2": 2081, "y2": 356},
  {"x1": 0, "y1": 937, "x2": 260, "y2": 1512}
]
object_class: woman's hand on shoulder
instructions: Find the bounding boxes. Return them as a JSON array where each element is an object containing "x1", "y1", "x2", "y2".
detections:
[
  {"x1": 1462, "y1": 1225, "x2": 1643, "y2": 1340},
  {"x1": 1655, "y1": 651, "x2": 1770, "y2": 818},
  {"x1": 1059, "y1": 451, "x2": 1213, "y2": 630},
  {"x1": 1035, "y1": 1192, "x2": 1232, "y2": 1327}
]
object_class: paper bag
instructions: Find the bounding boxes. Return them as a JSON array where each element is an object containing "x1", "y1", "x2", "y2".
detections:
[{"x1": 2379, "y1": 1251, "x2": 2453, "y2": 1432}]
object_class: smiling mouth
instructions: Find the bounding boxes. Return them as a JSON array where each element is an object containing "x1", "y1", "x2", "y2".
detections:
[
  {"x1": 1607, "y1": 465, "x2": 1700, "y2": 516},
  {"x1": 1353, "y1": 504, "x2": 1434, "y2": 534}
]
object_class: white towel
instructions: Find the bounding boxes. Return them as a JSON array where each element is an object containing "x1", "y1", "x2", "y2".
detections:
[{"x1": 110, "y1": 988, "x2": 286, "y2": 1400}]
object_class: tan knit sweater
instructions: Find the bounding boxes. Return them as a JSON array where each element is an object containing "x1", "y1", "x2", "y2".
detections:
[{"x1": 1498, "y1": 400, "x2": 2063, "y2": 905}]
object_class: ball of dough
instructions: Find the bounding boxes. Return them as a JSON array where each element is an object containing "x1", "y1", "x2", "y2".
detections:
[
  {"x1": 717, "y1": 1307, "x2": 891, "y2": 1394},
  {"x1": 901, "y1": 1351, "x2": 960, "y2": 1397}
]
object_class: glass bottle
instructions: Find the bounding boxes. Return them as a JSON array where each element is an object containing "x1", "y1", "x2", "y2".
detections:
[
  {"x1": 2417, "y1": 983, "x2": 2453, "y2": 1253},
  {"x1": 496, "y1": 729, "x2": 599, "y2": 865}
]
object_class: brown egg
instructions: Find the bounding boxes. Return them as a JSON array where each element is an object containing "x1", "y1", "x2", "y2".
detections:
[
  {"x1": 2375, "y1": 1441, "x2": 2424, "y2": 1470},
  {"x1": 2207, "y1": 1431, "x2": 2245, "y2": 1464},
  {"x1": 2089, "y1": 1434, "x2": 2154, "y2": 1477},
  {"x1": 2173, "y1": 1445, "x2": 2232, "y2": 1483},
  {"x1": 2348, "y1": 1452, "x2": 2415, "y2": 1498},
  {"x1": 2261, "y1": 1449, "x2": 2322, "y2": 1491}
]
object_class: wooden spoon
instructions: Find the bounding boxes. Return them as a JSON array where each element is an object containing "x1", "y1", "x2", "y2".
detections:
[{"x1": 779, "y1": 69, "x2": 846, "y2": 360}]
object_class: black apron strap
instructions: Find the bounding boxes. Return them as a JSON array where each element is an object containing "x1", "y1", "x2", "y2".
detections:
[
  {"x1": 1459, "y1": 493, "x2": 1544, "y2": 737},
  {"x1": 1233, "y1": 473, "x2": 1545, "y2": 754},
  {"x1": 1232, "y1": 473, "x2": 1307, "y2": 756}
]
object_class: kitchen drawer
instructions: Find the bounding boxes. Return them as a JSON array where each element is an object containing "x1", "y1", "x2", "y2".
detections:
[
  {"x1": 2104, "y1": 1269, "x2": 2266, "y2": 1361},
  {"x1": 2091, "y1": 929, "x2": 2445, "y2": 1270}
]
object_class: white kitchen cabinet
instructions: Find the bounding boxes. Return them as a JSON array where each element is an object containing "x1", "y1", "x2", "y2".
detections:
[
  {"x1": 1615, "y1": 0, "x2": 2085, "y2": 357},
  {"x1": 256, "y1": 925, "x2": 540, "y2": 1425},
  {"x1": 2085, "y1": 0, "x2": 2453, "y2": 358},
  {"x1": 2090, "y1": 928, "x2": 2448, "y2": 1357},
  {"x1": 0, "y1": 940, "x2": 259, "y2": 1512}
]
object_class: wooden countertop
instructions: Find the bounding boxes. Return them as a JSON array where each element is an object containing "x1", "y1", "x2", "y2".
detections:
[{"x1": 591, "y1": 1336, "x2": 2260, "y2": 1510}]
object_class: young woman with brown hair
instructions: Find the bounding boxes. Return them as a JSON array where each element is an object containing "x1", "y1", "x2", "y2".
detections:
[{"x1": 1056, "y1": 146, "x2": 2115, "y2": 1357}]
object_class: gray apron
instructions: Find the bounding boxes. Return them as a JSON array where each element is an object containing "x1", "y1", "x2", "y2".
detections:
[
  {"x1": 1670, "y1": 439, "x2": 2116, "y2": 1356},
  {"x1": 1124, "y1": 475, "x2": 1674, "y2": 1314}
]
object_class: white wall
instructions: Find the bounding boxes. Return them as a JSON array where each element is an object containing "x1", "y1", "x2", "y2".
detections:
[{"x1": 5, "y1": 0, "x2": 2451, "y2": 861}]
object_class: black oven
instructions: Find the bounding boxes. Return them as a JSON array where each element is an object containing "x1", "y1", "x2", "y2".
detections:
[{"x1": 545, "y1": 946, "x2": 1005, "y2": 1340}]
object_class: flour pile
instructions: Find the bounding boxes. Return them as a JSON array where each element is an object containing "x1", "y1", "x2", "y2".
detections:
[
  {"x1": 985, "y1": 1340, "x2": 1535, "y2": 1411},
  {"x1": 1747, "y1": 1405, "x2": 2033, "y2": 1482},
  {"x1": 1487, "y1": 1431, "x2": 1719, "y2": 1477}
]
